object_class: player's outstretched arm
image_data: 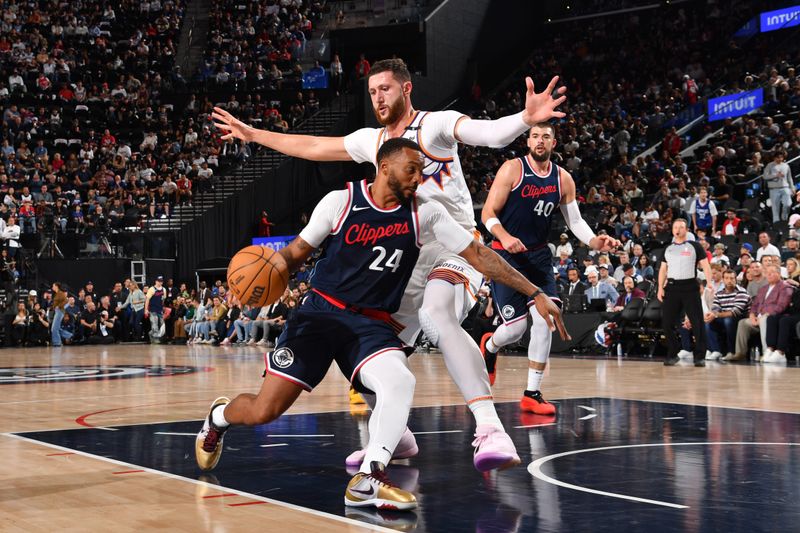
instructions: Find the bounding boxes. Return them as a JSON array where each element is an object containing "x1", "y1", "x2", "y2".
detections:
[
  {"x1": 482, "y1": 159, "x2": 526, "y2": 253},
  {"x1": 459, "y1": 241, "x2": 570, "y2": 341},
  {"x1": 558, "y1": 169, "x2": 620, "y2": 251},
  {"x1": 212, "y1": 107, "x2": 353, "y2": 161},
  {"x1": 454, "y1": 76, "x2": 567, "y2": 148}
]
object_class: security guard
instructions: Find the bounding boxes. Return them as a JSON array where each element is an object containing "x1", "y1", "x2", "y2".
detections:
[{"x1": 657, "y1": 218, "x2": 713, "y2": 367}]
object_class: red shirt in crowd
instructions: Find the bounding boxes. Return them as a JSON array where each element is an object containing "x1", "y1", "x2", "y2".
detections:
[{"x1": 721, "y1": 216, "x2": 741, "y2": 236}]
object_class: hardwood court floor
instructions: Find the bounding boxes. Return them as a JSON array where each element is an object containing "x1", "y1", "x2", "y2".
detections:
[{"x1": 1, "y1": 344, "x2": 798, "y2": 532}]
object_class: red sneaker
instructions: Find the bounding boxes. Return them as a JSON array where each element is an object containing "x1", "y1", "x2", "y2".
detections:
[
  {"x1": 479, "y1": 333, "x2": 497, "y2": 386},
  {"x1": 520, "y1": 390, "x2": 556, "y2": 415}
]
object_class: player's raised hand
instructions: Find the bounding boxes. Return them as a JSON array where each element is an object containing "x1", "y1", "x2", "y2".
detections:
[
  {"x1": 590, "y1": 234, "x2": 621, "y2": 252},
  {"x1": 532, "y1": 293, "x2": 571, "y2": 341},
  {"x1": 212, "y1": 106, "x2": 254, "y2": 142},
  {"x1": 522, "y1": 76, "x2": 567, "y2": 125}
]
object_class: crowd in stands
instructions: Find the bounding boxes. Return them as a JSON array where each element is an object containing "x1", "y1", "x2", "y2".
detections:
[
  {"x1": 6, "y1": 259, "x2": 313, "y2": 348},
  {"x1": 451, "y1": 1, "x2": 800, "y2": 362},
  {"x1": 1, "y1": 0, "x2": 339, "y2": 264}
]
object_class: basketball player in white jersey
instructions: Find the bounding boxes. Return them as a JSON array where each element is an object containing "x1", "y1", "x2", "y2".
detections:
[
  {"x1": 480, "y1": 123, "x2": 619, "y2": 416},
  {"x1": 211, "y1": 58, "x2": 567, "y2": 471}
]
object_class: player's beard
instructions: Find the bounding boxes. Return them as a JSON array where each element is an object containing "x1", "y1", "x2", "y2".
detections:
[
  {"x1": 387, "y1": 169, "x2": 415, "y2": 207},
  {"x1": 530, "y1": 146, "x2": 552, "y2": 162},
  {"x1": 373, "y1": 97, "x2": 406, "y2": 126}
]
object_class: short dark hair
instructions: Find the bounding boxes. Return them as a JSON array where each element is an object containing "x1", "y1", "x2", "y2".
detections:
[
  {"x1": 377, "y1": 137, "x2": 421, "y2": 164},
  {"x1": 529, "y1": 122, "x2": 555, "y2": 136},
  {"x1": 369, "y1": 58, "x2": 411, "y2": 83}
]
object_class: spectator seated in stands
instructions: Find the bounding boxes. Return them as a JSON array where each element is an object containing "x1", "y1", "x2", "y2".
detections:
[
  {"x1": 611, "y1": 276, "x2": 646, "y2": 313},
  {"x1": 763, "y1": 279, "x2": 800, "y2": 365},
  {"x1": 233, "y1": 304, "x2": 259, "y2": 345},
  {"x1": 249, "y1": 291, "x2": 288, "y2": 346},
  {"x1": 219, "y1": 299, "x2": 241, "y2": 346},
  {"x1": 9, "y1": 302, "x2": 28, "y2": 346},
  {"x1": 707, "y1": 270, "x2": 751, "y2": 361},
  {"x1": 729, "y1": 266, "x2": 792, "y2": 362},
  {"x1": 585, "y1": 268, "x2": 619, "y2": 311}
]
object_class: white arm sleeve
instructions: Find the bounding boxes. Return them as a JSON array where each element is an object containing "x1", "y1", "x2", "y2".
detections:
[
  {"x1": 560, "y1": 201, "x2": 595, "y2": 246},
  {"x1": 298, "y1": 189, "x2": 349, "y2": 248},
  {"x1": 455, "y1": 111, "x2": 528, "y2": 149},
  {"x1": 343, "y1": 127, "x2": 380, "y2": 165},
  {"x1": 418, "y1": 202, "x2": 474, "y2": 254}
]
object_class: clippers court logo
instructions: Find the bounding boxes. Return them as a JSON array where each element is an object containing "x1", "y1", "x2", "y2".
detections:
[
  {"x1": 502, "y1": 305, "x2": 516, "y2": 320},
  {"x1": 0, "y1": 365, "x2": 206, "y2": 385},
  {"x1": 272, "y1": 347, "x2": 295, "y2": 369}
]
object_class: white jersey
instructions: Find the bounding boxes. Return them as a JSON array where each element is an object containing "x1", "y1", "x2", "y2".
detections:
[{"x1": 344, "y1": 110, "x2": 476, "y2": 231}]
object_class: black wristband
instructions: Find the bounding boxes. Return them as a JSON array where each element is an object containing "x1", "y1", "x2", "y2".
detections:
[{"x1": 530, "y1": 289, "x2": 543, "y2": 299}]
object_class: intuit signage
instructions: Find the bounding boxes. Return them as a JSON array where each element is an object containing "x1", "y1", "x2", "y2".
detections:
[
  {"x1": 707, "y1": 89, "x2": 763, "y2": 122},
  {"x1": 760, "y1": 5, "x2": 800, "y2": 32}
]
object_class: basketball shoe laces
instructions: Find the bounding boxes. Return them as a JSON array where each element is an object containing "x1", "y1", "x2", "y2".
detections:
[
  {"x1": 367, "y1": 467, "x2": 397, "y2": 489},
  {"x1": 471, "y1": 431, "x2": 490, "y2": 452},
  {"x1": 202, "y1": 424, "x2": 226, "y2": 453}
]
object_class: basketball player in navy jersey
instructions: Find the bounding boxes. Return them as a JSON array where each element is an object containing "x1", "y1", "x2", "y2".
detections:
[
  {"x1": 480, "y1": 123, "x2": 619, "y2": 415},
  {"x1": 195, "y1": 138, "x2": 568, "y2": 510},
  {"x1": 211, "y1": 59, "x2": 566, "y2": 472}
]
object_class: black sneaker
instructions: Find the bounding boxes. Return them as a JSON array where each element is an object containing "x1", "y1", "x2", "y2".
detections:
[
  {"x1": 694, "y1": 360, "x2": 706, "y2": 367},
  {"x1": 663, "y1": 356, "x2": 681, "y2": 366}
]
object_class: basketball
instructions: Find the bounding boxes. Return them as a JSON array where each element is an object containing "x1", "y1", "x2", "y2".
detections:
[{"x1": 227, "y1": 245, "x2": 288, "y2": 307}]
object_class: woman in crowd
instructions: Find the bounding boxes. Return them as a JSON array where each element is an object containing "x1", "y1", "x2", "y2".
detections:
[
  {"x1": 50, "y1": 281, "x2": 68, "y2": 347},
  {"x1": 120, "y1": 281, "x2": 146, "y2": 340},
  {"x1": 10, "y1": 302, "x2": 28, "y2": 346},
  {"x1": 637, "y1": 253, "x2": 655, "y2": 280},
  {"x1": 786, "y1": 257, "x2": 800, "y2": 283}
]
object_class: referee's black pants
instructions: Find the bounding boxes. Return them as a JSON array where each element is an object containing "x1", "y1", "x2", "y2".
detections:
[{"x1": 661, "y1": 279, "x2": 706, "y2": 361}]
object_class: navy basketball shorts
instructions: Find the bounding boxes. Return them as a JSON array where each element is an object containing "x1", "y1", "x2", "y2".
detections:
[
  {"x1": 265, "y1": 292, "x2": 413, "y2": 394},
  {"x1": 490, "y1": 246, "x2": 560, "y2": 324}
]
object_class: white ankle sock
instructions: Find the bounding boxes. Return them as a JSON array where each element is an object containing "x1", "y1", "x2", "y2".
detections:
[
  {"x1": 211, "y1": 405, "x2": 230, "y2": 428},
  {"x1": 485, "y1": 336, "x2": 499, "y2": 354},
  {"x1": 526, "y1": 370, "x2": 544, "y2": 392},
  {"x1": 468, "y1": 399, "x2": 504, "y2": 430}
]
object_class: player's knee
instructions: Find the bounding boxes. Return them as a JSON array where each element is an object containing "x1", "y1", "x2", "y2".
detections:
[
  {"x1": 386, "y1": 367, "x2": 415, "y2": 402},
  {"x1": 505, "y1": 319, "x2": 527, "y2": 342},
  {"x1": 529, "y1": 308, "x2": 553, "y2": 337},
  {"x1": 419, "y1": 307, "x2": 441, "y2": 345}
]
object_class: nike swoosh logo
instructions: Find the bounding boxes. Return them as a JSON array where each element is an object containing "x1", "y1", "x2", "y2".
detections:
[
  {"x1": 350, "y1": 487, "x2": 376, "y2": 497},
  {"x1": 352, "y1": 205, "x2": 370, "y2": 212}
]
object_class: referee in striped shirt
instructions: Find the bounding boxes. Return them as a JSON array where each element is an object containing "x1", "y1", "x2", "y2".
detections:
[{"x1": 658, "y1": 219, "x2": 713, "y2": 366}]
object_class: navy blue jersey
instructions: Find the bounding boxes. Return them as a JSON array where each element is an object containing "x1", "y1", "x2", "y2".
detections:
[
  {"x1": 693, "y1": 198, "x2": 713, "y2": 228},
  {"x1": 310, "y1": 180, "x2": 421, "y2": 313},
  {"x1": 495, "y1": 157, "x2": 562, "y2": 249}
]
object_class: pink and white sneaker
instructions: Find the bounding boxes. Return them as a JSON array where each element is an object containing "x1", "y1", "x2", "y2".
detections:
[
  {"x1": 345, "y1": 428, "x2": 419, "y2": 467},
  {"x1": 472, "y1": 425, "x2": 521, "y2": 472}
]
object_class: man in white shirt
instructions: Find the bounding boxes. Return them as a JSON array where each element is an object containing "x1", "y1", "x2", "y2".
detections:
[
  {"x1": 2, "y1": 216, "x2": 21, "y2": 257},
  {"x1": 755, "y1": 231, "x2": 781, "y2": 261},
  {"x1": 554, "y1": 233, "x2": 573, "y2": 257},
  {"x1": 764, "y1": 150, "x2": 793, "y2": 222}
]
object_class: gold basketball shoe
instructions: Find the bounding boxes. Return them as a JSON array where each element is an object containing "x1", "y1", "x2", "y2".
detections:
[
  {"x1": 195, "y1": 397, "x2": 230, "y2": 471},
  {"x1": 345, "y1": 462, "x2": 417, "y2": 510}
]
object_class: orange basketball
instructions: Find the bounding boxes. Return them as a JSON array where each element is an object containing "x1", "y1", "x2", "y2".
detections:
[{"x1": 227, "y1": 245, "x2": 289, "y2": 307}]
